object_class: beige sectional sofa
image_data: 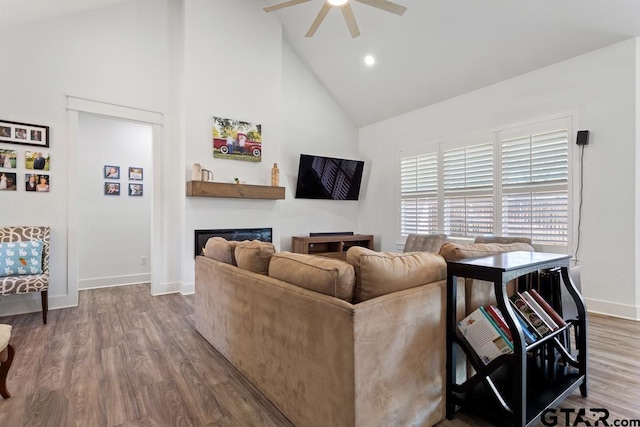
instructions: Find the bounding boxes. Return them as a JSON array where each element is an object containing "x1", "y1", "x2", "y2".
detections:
[{"x1": 194, "y1": 238, "x2": 534, "y2": 427}]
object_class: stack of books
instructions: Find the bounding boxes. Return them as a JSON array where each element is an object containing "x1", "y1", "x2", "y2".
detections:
[{"x1": 457, "y1": 289, "x2": 566, "y2": 365}]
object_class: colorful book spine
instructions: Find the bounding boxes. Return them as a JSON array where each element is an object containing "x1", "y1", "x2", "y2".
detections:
[
  {"x1": 509, "y1": 293, "x2": 552, "y2": 337},
  {"x1": 492, "y1": 304, "x2": 538, "y2": 344},
  {"x1": 512, "y1": 311, "x2": 538, "y2": 344},
  {"x1": 529, "y1": 288, "x2": 567, "y2": 327},
  {"x1": 485, "y1": 305, "x2": 513, "y2": 342},
  {"x1": 521, "y1": 291, "x2": 559, "y2": 330},
  {"x1": 479, "y1": 306, "x2": 514, "y2": 350}
]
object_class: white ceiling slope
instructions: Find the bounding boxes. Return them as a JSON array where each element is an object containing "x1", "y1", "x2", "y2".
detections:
[
  {"x1": 269, "y1": 0, "x2": 640, "y2": 126},
  {"x1": 2, "y1": 0, "x2": 640, "y2": 126},
  {"x1": 0, "y1": 0, "x2": 128, "y2": 28}
]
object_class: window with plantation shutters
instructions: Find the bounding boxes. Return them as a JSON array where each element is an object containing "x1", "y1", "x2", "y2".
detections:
[
  {"x1": 443, "y1": 143, "x2": 494, "y2": 237},
  {"x1": 400, "y1": 153, "x2": 438, "y2": 236},
  {"x1": 398, "y1": 115, "x2": 572, "y2": 248},
  {"x1": 500, "y1": 129, "x2": 569, "y2": 245}
]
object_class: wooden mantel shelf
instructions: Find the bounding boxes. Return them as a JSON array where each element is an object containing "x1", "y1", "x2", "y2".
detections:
[{"x1": 186, "y1": 181, "x2": 285, "y2": 200}]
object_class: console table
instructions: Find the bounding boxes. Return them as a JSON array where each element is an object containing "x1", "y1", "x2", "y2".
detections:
[
  {"x1": 291, "y1": 234, "x2": 373, "y2": 260},
  {"x1": 446, "y1": 251, "x2": 587, "y2": 427}
]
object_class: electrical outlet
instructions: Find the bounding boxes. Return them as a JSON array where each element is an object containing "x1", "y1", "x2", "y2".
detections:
[{"x1": 141, "y1": 256, "x2": 147, "y2": 265}]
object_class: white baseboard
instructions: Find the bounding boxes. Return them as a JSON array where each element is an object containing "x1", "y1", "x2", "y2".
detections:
[
  {"x1": 181, "y1": 282, "x2": 194, "y2": 295},
  {"x1": 584, "y1": 297, "x2": 640, "y2": 321},
  {"x1": 0, "y1": 292, "x2": 78, "y2": 318},
  {"x1": 150, "y1": 281, "x2": 182, "y2": 296},
  {"x1": 0, "y1": 280, "x2": 191, "y2": 319},
  {"x1": 78, "y1": 273, "x2": 151, "y2": 290}
]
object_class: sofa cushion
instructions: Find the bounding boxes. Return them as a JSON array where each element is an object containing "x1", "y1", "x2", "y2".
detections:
[
  {"x1": 235, "y1": 241, "x2": 275, "y2": 275},
  {"x1": 403, "y1": 233, "x2": 447, "y2": 253},
  {"x1": 0, "y1": 240, "x2": 44, "y2": 277},
  {"x1": 268, "y1": 252, "x2": 355, "y2": 301},
  {"x1": 346, "y1": 246, "x2": 447, "y2": 303},
  {"x1": 439, "y1": 241, "x2": 535, "y2": 315},
  {"x1": 203, "y1": 237, "x2": 245, "y2": 265},
  {"x1": 473, "y1": 236, "x2": 532, "y2": 245},
  {"x1": 439, "y1": 242, "x2": 534, "y2": 261}
]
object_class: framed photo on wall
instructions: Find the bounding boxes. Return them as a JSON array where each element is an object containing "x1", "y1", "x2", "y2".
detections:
[
  {"x1": 25, "y1": 151, "x2": 50, "y2": 171},
  {"x1": 104, "y1": 165, "x2": 120, "y2": 179},
  {"x1": 128, "y1": 167, "x2": 143, "y2": 180},
  {"x1": 0, "y1": 120, "x2": 49, "y2": 147},
  {"x1": 212, "y1": 116, "x2": 262, "y2": 163},
  {"x1": 105, "y1": 182, "x2": 120, "y2": 195},
  {"x1": 0, "y1": 149, "x2": 17, "y2": 169},
  {"x1": 0, "y1": 172, "x2": 17, "y2": 191},
  {"x1": 128, "y1": 183, "x2": 143, "y2": 196},
  {"x1": 24, "y1": 173, "x2": 49, "y2": 192}
]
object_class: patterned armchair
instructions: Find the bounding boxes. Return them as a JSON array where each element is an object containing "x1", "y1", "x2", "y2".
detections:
[
  {"x1": 0, "y1": 226, "x2": 50, "y2": 324},
  {"x1": 0, "y1": 324, "x2": 13, "y2": 398}
]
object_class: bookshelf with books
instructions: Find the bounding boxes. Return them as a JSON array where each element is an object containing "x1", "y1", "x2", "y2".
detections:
[
  {"x1": 459, "y1": 290, "x2": 573, "y2": 362},
  {"x1": 446, "y1": 252, "x2": 588, "y2": 427},
  {"x1": 458, "y1": 307, "x2": 514, "y2": 365}
]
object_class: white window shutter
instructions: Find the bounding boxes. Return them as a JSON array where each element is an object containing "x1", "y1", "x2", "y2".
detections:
[
  {"x1": 443, "y1": 143, "x2": 494, "y2": 237},
  {"x1": 398, "y1": 118, "x2": 571, "y2": 247},
  {"x1": 501, "y1": 130, "x2": 569, "y2": 245},
  {"x1": 400, "y1": 153, "x2": 438, "y2": 235}
]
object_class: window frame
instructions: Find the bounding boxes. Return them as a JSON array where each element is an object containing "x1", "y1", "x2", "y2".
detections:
[{"x1": 397, "y1": 114, "x2": 576, "y2": 254}]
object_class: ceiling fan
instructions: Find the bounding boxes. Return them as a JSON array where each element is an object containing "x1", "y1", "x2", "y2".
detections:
[{"x1": 263, "y1": 0, "x2": 407, "y2": 38}]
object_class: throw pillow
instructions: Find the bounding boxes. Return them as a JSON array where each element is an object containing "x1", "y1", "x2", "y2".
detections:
[
  {"x1": 346, "y1": 246, "x2": 447, "y2": 303},
  {"x1": 438, "y1": 242, "x2": 534, "y2": 261},
  {"x1": 0, "y1": 240, "x2": 44, "y2": 277},
  {"x1": 269, "y1": 252, "x2": 355, "y2": 301},
  {"x1": 202, "y1": 237, "x2": 245, "y2": 265},
  {"x1": 234, "y1": 240, "x2": 275, "y2": 275}
]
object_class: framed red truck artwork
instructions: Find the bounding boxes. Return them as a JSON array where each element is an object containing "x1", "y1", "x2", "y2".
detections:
[{"x1": 212, "y1": 116, "x2": 262, "y2": 163}]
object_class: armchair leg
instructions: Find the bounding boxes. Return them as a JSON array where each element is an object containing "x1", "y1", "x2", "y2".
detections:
[
  {"x1": 41, "y1": 290, "x2": 48, "y2": 325},
  {"x1": 0, "y1": 344, "x2": 14, "y2": 399}
]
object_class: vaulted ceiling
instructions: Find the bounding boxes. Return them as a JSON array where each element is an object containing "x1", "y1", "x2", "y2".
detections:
[
  {"x1": 271, "y1": 0, "x2": 640, "y2": 126},
  {"x1": 3, "y1": 0, "x2": 640, "y2": 126}
]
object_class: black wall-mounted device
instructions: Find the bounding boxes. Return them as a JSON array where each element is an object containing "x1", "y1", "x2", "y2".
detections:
[{"x1": 576, "y1": 130, "x2": 590, "y2": 145}]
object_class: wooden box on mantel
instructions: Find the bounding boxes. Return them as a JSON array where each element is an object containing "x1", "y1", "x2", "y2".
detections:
[{"x1": 186, "y1": 181, "x2": 285, "y2": 200}]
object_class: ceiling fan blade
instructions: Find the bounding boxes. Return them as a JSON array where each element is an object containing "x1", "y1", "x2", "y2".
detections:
[
  {"x1": 341, "y1": 3, "x2": 361, "y2": 38},
  {"x1": 305, "y1": 3, "x2": 332, "y2": 37},
  {"x1": 263, "y1": 0, "x2": 312, "y2": 13},
  {"x1": 353, "y1": 0, "x2": 407, "y2": 16}
]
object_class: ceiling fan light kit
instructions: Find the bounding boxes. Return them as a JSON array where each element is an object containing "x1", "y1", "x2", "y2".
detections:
[{"x1": 263, "y1": 0, "x2": 407, "y2": 38}]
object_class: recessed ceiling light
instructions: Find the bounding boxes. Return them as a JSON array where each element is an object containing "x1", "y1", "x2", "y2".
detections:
[
  {"x1": 364, "y1": 55, "x2": 375, "y2": 66},
  {"x1": 327, "y1": 0, "x2": 348, "y2": 6}
]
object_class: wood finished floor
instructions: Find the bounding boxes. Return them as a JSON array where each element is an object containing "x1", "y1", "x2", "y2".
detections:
[{"x1": 0, "y1": 284, "x2": 638, "y2": 427}]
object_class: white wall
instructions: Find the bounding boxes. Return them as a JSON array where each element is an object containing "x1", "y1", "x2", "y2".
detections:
[
  {"x1": 0, "y1": 0, "x2": 179, "y2": 315},
  {"x1": 1, "y1": 0, "x2": 636, "y2": 320},
  {"x1": 359, "y1": 39, "x2": 638, "y2": 319},
  {"x1": 179, "y1": 0, "x2": 360, "y2": 287},
  {"x1": 0, "y1": 0, "x2": 361, "y2": 315},
  {"x1": 77, "y1": 113, "x2": 152, "y2": 289},
  {"x1": 279, "y1": 42, "x2": 363, "y2": 249},
  {"x1": 181, "y1": 0, "x2": 283, "y2": 290}
]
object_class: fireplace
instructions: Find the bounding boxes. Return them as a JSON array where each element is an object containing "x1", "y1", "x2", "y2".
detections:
[{"x1": 194, "y1": 228, "x2": 273, "y2": 257}]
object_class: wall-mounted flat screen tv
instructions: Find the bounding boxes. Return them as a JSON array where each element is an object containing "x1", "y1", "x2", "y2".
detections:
[{"x1": 295, "y1": 154, "x2": 365, "y2": 200}]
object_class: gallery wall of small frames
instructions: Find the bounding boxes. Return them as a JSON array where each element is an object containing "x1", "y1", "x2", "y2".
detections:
[
  {"x1": 0, "y1": 148, "x2": 51, "y2": 192},
  {"x1": 0, "y1": 120, "x2": 51, "y2": 192},
  {"x1": 0, "y1": 119, "x2": 50, "y2": 193},
  {"x1": 104, "y1": 165, "x2": 144, "y2": 197}
]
